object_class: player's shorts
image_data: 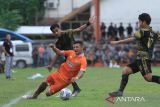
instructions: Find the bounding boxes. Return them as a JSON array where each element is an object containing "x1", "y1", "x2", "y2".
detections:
[
  {"x1": 46, "y1": 72, "x2": 70, "y2": 94},
  {"x1": 127, "y1": 59, "x2": 152, "y2": 76}
]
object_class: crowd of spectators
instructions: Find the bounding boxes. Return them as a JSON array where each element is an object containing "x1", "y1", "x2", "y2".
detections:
[
  {"x1": 32, "y1": 44, "x2": 55, "y2": 67},
  {"x1": 82, "y1": 22, "x2": 139, "y2": 43},
  {"x1": 81, "y1": 22, "x2": 140, "y2": 67},
  {"x1": 0, "y1": 22, "x2": 159, "y2": 68}
]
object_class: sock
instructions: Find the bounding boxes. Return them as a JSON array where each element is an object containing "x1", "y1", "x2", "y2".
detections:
[
  {"x1": 33, "y1": 82, "x2": 48, "y2": 98},
  {"x1": 72, "y1": 82, "x2": 80, "y2": 91},
  {"x1": 118, "y1": 74, "x2": 129, "y2": 92},
  {"x1": 152, "y1": 75, "x2": 160, "y2": 84}
]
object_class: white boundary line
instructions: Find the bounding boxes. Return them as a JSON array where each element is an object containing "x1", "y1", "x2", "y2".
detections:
[{"x1": 1, "y1": 91, "x2": 32, "y2": 107}]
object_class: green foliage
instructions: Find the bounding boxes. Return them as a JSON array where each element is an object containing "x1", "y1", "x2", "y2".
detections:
[
  {"x1": 0, "y1": 9, "x2": 23, "y2": 30},
  {"x1": 0, "y1": 0, "x2": 46, "y2": 30}
]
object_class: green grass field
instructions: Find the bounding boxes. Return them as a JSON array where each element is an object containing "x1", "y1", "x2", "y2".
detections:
[{"x1": 0, "y1": 67, "x2": 160, "y2": 107}]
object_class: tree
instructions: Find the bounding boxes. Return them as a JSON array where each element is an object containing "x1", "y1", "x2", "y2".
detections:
[
  {"x1": 0, "y1": 0, "x2": 46, "y2": 30},
  {"x1": 9, "y1": 0, "x2": 46, "y2": 25},
  {"x1": 0, "y1": 10, "x2": 23, "y2": 30}
]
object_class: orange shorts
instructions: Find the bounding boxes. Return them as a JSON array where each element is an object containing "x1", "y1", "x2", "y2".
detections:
[{"x1": 46, "y1": 72, "x2": 70, "y2": 94}]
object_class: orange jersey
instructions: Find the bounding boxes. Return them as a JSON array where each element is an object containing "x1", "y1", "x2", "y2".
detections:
[
  {"x1": 58, "y1": 50, "x2": 87, "y2": 81},
  {"x1": 47, "y1": 50, "x2": 87, "y2": 93}
]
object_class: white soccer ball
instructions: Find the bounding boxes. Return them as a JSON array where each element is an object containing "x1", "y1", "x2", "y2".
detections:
[{"x1": 60, "y1": 88, "x2": 72, "y2": 100}]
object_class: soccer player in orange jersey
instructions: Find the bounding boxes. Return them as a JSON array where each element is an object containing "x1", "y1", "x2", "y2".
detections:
[{"x1": 27, "y1": 41, "x2": 87, "y2": 99}]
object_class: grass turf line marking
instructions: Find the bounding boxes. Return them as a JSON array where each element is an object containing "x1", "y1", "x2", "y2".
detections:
[{"x1": 1, "y1": 91, "x2": 32, "y2": 107}]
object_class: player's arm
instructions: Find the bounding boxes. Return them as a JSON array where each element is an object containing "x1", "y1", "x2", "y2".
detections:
[
  {"x1": 110, "y1": 30, "x2": 141, "y2": 45},
  {"x1": 110, "y1": 37, "x2": 135, "y2": 45},
  {"x1": 46, "y1": 54, "x2": 59, "y2": 72},
  {"x1": 48, "y1": 44, "x2": 64, "y2": 56},
  {"x1": 71, "y1": 58, "x2": 87, "y2": 82},
  {"x1": 59, "y1": 23, "x2": 91, "y2": 35},
  {"x1": 46, "y1": 45, "x2": 62, "y2": 72},
  {"x1": 72, "y1": 16, "x2": 95, "y2": 33},
  {"x1": 71, "y1": 70, "x2": 85, "y2": 83}
]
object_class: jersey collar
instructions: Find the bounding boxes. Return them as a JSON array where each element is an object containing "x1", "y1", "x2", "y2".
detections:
[{"x1": 77, "y1": 53, "x2": 84, "y2": 57}]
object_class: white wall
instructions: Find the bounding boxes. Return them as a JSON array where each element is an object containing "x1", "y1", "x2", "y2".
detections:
[
  {"x1": 91, "y1": 0, "x2": 160, "y2": 31},
  {"x1": 45, "y1": 0, "x2": 91, "y2": 18},
  {"x1": 73, "y1": 0, "x2": 91, "y2": 8},
  {"x1": 45, "y1": 0, "x2": 72, "y2": 18}
]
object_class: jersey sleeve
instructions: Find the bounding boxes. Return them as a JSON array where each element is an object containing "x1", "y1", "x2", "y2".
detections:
[
  {"x1": 134, "y1": 30, "x2": 142, "y2": 40},
  {"x1": 80, "y1": 58, "x2": 87, "y2": 71},
  {"x1": 62, "y1": 50, "x2": 73, "y2": 57}
]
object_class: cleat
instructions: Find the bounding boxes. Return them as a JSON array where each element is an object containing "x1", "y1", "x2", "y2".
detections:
[
  {"x1": 108, "y1": 91, "x2": 123, "y2": 97},
  {"x1": 71, "y1": 89, "x2": 81, "y2": 97}
]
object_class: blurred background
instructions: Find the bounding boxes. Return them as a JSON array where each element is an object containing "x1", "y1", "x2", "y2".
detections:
[{"x1": 0, "y1": 0, "x2": 160, "y2": 70}]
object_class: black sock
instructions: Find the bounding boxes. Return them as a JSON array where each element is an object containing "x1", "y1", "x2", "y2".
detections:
[
  {"x1": 33, "y1": 82, "x2": 48, "y2": 98},
  {"x1": 152, "y1": 76, "x2": 160, "y2": 84},
  {"x1": 118, "y1": 74, "x2": 129, "y2": 92},
  {"x1": 72, "y1": 82, "x2": 80, "y2": 91}
]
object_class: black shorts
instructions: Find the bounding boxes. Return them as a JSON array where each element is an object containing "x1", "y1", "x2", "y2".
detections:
[{"x1": 127, "y1": 59, "x2": 152, "y2": 76}]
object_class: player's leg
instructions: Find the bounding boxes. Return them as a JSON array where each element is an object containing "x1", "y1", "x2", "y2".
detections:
[
  {"x1": 27, "y1": 73, "x2": 55, "y2": 99},
  {"x1": 30, "y1": 81, "x2": 48, "y2": 99},
  {"x1": 140, "y1": 59, "x2": 160, "y2": 84},
  {"x1": 71, "y1": 82, "x2": 81, "y2": 97},
  {"x1": 46, "y1": 75, "x2": 70, "y2": 97},
  {"x1": 109, "y1": 60, "x2": 139, "y2": 97},
  {"x1": 109, "y1": 66, "x2": 133, "y2": 97}
]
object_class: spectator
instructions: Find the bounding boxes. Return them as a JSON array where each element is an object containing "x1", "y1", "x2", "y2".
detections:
[
  {"x1": 101, "y1": 22, "x2": 107, "y2": 39},
  {"x1": 118, "y1": 22, "x2": 125, "y2": 39},
  {"x1": 94, "y1": 57, "x2": 104, "y2": 67},
  {"x1": 43, "y1": 46, "x2": 50, "y2": 66},
  {"x1": 126, "y1": 23, "x2": 133, "y2": 37},
  {"x1": 135, "y1": 21, "x2": 139, "y2": 31},
  {"x1": 38, "y1": 44, "x2": 45, "y2": 67},
  {"x1": 2, "y1": 34, "x2": 14, "y2": 79},
  {"x1": 113, "y1": 24, "x2": 118, "y2": 39},
  {"x1": 108, "y1": 22, "x2": 114, "y2": 37},
  {"x1": 0, "y1": 46, "x2": 4, "y2": 73},
  {"x1": 32, "y1": 47, "x2": 38, "y2": 67}
]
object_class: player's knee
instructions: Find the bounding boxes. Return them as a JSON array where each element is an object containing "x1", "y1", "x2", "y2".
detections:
[
  {"x1": 122, "y1": 67, "x2": 132, "y2": 75},
  {"x1": 143, "y1": 76, "x2": 152, "y2": 82}
]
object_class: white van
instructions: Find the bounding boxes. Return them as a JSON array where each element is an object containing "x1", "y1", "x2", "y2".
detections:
[{"x1": 0, "y1": 40, "x2": 33, "y2": 68}]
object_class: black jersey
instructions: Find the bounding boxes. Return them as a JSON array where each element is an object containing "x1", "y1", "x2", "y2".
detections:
[
  {"x1": 134, "y1": 27, "x2": 159, "y2": 59},
  {"x1": 3, "y1": 40, "x2": 14, "y2": 56},
  {"x1": 55, "y1": 29, "x2": 75, "y2": 50}
]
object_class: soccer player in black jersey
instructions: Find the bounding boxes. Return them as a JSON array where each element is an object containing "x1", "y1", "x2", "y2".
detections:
[
  {"x1": 47, "y1": 17, "x2": 95, "y2": 97},
  {"x1": 109, "y1": 13, "x2": 160, "y2": 97}
]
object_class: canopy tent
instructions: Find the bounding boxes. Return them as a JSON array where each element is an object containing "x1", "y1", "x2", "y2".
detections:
[{"x1": 0, "y1": 28, "x2": 32, "y2": 42}]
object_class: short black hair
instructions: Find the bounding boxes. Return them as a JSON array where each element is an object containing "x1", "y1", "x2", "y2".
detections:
[
  {"x1": 73, "y1": 40, "x2": 83, "y2": 46},
  {"x1": 50, "y1": 24, "x2": 60, "y2": 31},
  {"x1": 138, "y1": 13, "x2": 151, "y2": 25}
]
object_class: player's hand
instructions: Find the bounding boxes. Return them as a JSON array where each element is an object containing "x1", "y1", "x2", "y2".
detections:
[
  {"x1": 46, "y1": 65, "x2": 52, "y2": 72},
  {"x1": 110, "y1": 41, "x2": 119, "y2": 45},
  {"x1": 48, "y1": 44, "x2": 55, "y2": 48},
  {"x1": 89, "y1": 16, "x2": 96, "y2": 24},
  {"x1": 71, "y1": 77, "x2": 79, "y2": 83}
]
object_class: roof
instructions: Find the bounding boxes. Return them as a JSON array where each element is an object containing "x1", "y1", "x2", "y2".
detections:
[
  {"x1": 0, "y1": 28, "x2": 33, "y2": 42},
  {"x1": 59, "y1": 1, "x2": 93, "y2": 23},
  {"x1": 16, "y1": 26, "x2": 52, "y2": 35}
]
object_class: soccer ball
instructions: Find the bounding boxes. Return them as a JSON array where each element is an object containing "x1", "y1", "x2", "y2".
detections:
[{"x1": 60, "y1": 88, "x2": 72, "y2": 100}]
